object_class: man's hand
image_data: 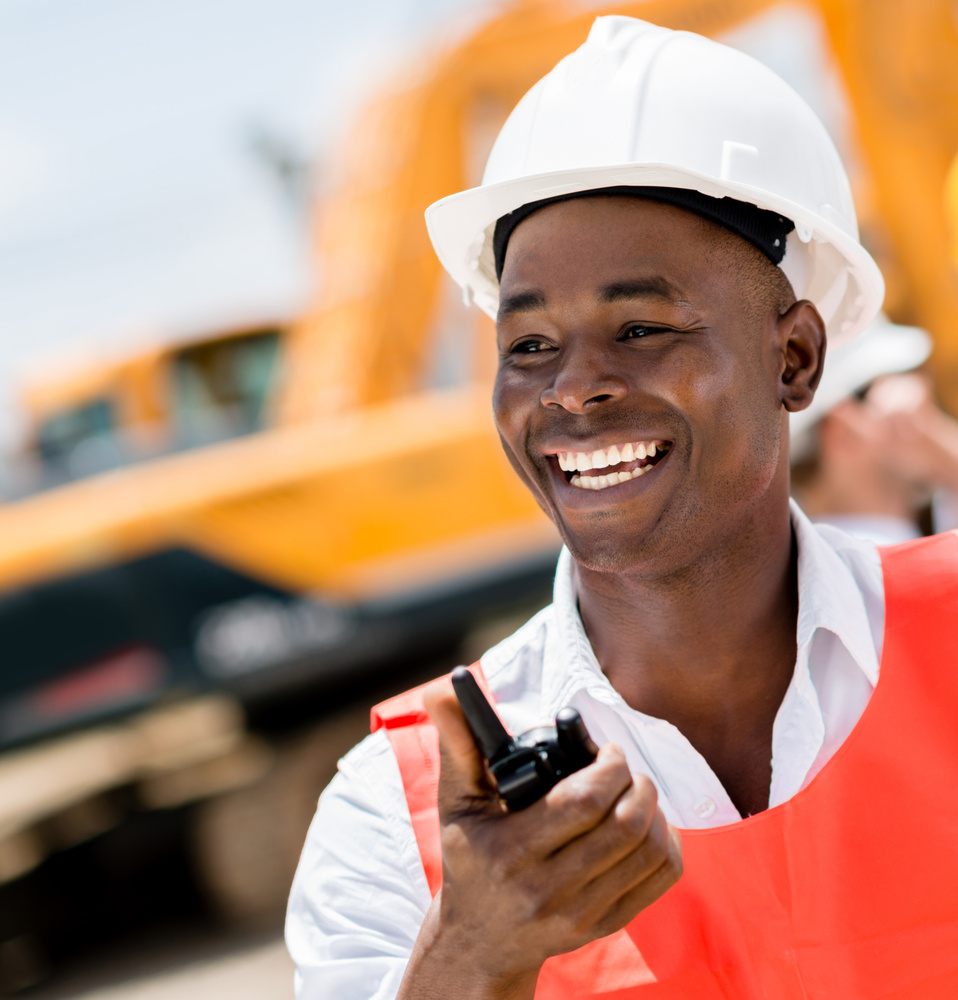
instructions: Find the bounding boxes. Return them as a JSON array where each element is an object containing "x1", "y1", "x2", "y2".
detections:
[
  {"x1": 396, "y1": 679, "x2": 682, "y2": 1000},
  {"x1": 864, "y1": 374, "x2": 958, "y2": 494}
]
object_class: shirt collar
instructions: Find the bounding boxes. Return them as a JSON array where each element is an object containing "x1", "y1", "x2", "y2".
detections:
[
  {"x1": 789, "y1": 499, "x2": 880, "y2": 685},
  {"x1": 542, "y1": 500, "x2": 880, "y2": 716},
  {"x1": 543, "y1": 546, "x2": 612, "y2": 716}
]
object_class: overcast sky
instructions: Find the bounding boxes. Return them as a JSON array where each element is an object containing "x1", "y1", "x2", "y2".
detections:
[
  {"x1": 0, "y1": 0, "x2": 491, "y2": 441},
  {"x1": 0, "y1": 0, "x2": 844, "y2": 446}
]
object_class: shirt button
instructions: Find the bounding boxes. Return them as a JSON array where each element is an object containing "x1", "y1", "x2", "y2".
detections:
[{"x1": 693, "y1": 796, "x2": 716, "y2": 819}]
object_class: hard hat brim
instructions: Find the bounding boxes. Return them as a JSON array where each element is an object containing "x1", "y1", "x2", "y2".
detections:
[{"x1": 426, "y1": 163, "x2": 885, "y2": 346}]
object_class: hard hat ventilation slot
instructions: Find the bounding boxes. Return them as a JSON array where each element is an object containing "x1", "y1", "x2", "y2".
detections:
[{"x1": 719, "y1": 141, "x2": 759, "y2": 182}]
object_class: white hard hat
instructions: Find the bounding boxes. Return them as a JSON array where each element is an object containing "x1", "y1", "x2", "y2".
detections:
[
  {"x1": 425, "y1": 16, "x2": 884, "y2": 344},
  {"x1": 790, "y1": 315, "x2": 932, "y2": 462}
]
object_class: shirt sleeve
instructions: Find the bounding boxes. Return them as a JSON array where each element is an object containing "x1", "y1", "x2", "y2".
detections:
[{"x1": 285, "y1": 729, "x2": 433, "y2": 1000}]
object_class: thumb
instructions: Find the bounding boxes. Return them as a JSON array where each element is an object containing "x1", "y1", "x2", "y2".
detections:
[{"x1": 424, "y1": 676, "x2": 498, "y2": 809}]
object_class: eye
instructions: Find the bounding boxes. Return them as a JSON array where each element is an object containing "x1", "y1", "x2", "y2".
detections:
[
  {"x1": 508, "y1": 337, "x2": 553, "y2": 354},
  {"x1": 622, "y1": 324, "x2": 664, "y2": 340}
]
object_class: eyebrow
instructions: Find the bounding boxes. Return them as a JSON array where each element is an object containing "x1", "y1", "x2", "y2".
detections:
[
  {"x1": 498, "y1": 277, "x2": 684, "y2": 319},
  {"x1": 598, "y1": 278, "x2": 683, "y2": 304},
  {"x1": 497, "y1": 290, "x2": 547, "y2": 319}
]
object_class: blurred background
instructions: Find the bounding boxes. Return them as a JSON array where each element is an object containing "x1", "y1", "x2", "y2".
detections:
[{"x1": 0, "y1": 0, "x2": 957, "y2": 996}]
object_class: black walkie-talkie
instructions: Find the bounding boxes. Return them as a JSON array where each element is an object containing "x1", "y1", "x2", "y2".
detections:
[{"x1": 451, "y1": 666, "x2": 599, "y2": 811}]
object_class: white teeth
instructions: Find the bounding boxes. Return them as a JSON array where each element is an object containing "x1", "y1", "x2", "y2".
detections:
[
  {"x1": 570, "y1": 464, "x2": 650, "y2": 491},
  {"x1": 556, "y1": 440, "x2": 667, "y2": 473}
]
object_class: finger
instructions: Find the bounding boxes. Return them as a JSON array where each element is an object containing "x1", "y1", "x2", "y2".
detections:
[
  {"x1": 522, "y1": 744, "x2": 634, "y2": 856},
  {"x1": 566, "y1": 817, "x2": 682, "y2": 943},
  {"x1": 590, "y1": 821, "x2": 684, "y2": 939},
  {"x1": 587, "y1": 805, "x2": 672, "y2": 893},
  {"x1": 548, "y1": 772, "x2": 661, "y2": 887},
  {"x1": 529, "y1": 810, "x2": 680, "y2": 948},
  {"x1": 424, "y1": 677, "x2": 497, "y2": 808}
]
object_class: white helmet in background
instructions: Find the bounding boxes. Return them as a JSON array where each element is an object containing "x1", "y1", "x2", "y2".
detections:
[
  {"x1": 426, "y1": 15, "x2": 884, "y2": 344},
  {"x1": 789, "y1": 316, "x2": 932, "y2": 462}
]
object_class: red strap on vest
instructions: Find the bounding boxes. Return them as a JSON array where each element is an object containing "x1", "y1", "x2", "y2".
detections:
[
  {"x1": 371, "y1": 664, "x2": 492, "y2": 897},
  {"x1": 372, "y1": 533, "x2": 958, "y2": 997}
]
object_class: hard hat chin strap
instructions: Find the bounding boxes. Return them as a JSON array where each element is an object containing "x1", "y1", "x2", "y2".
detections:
[{"x1": 492, "y1": 186, "x2": 795, "y2": 280}]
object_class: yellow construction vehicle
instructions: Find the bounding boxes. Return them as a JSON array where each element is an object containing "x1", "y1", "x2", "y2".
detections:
[
  {"x1": 1, "y1": 0, "x2": 956, "y2": 940},
  {"x1": 0, "y1": 318, "x2": 556, "y2": 748}
]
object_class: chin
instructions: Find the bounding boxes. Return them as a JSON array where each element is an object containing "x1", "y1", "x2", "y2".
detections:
[
  {"x1": 557, "y1": 515, "x2": 669, "y2": 576},
  {"x1": 554, "y1": 490, "x2": 744, "y2": 581}
]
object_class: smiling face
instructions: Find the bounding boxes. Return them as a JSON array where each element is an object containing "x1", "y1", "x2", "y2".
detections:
[{"x1": 493, "y1": 195, "x2": 817, "y2": 577}]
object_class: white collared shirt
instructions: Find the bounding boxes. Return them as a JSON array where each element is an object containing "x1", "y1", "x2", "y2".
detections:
[{"x1": 285, "y1": 502, "x2": 885, "y2": 999}]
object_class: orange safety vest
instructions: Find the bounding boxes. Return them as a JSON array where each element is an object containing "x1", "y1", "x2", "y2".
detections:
[{"x1": 371, "y1": 532, "x2": 958, "y2": 998}]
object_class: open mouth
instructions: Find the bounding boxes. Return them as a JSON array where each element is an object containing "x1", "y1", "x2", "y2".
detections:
[{"x1": 553, "y1": 440, "x2": 672, "y2": 491}]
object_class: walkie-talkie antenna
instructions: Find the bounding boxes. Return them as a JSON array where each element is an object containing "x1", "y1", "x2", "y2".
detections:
[{"x1": 451, "y1": 666, "x2": 513, "y2": 761}]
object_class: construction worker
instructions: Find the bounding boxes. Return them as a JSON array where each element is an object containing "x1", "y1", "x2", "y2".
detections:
[
  {"x1": 790, "y1": 316, "x2": 931, "y2": 542},
  {"x1": 286, "y1": 17, "x2": 958, "y2": 998},
  {"x1": 789, "y1": 316, "x2": 958, "y2": 543}
]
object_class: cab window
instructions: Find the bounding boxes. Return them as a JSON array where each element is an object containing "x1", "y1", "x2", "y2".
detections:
[
  {"x1": 171, "y1": 330, "x2": 281, "y2": 446},
  {"x1": 35, "y1": 398, "x2": 121, "y2": 481}
]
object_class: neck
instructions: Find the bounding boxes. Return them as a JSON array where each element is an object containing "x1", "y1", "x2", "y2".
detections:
[{"x1": 575, "y1": 500, "x2": 798, "y2": 816}]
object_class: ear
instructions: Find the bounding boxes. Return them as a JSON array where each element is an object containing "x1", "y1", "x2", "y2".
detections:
[{"x1": 776, "y1": 300, "x2": 826, "y2": 413}]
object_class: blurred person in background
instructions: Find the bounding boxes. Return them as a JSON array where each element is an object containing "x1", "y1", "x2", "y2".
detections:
[
  {"x1": 790, "y1": 316, "x2": 958, "y2": 543},
  {"x1": 286, "y1": 17, "x2": 958, "y2": 1000}
]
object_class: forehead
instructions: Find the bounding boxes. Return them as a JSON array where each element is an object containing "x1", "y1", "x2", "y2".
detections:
[{"x1": 497, "y1": 195, "x2": 742, "y2": 308}]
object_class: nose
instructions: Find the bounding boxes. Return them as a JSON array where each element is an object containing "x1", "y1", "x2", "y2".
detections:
[{"x1": 539, "y1": 343, "x2": 628, "y2": 413}]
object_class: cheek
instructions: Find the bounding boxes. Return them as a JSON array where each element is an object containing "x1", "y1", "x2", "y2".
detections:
[
  {"x1": 676, "y1": 352, "x2": 782, "y2": 475},
  {"x1": 492, "y1": 373, "x2": 552, "y2": 496},
  {"x1": 661, "y1": 355, "x2": 738, "y2": 441},
  {"x1": 492, "y1": 369, "x2": 532, "y2": 448},
  {"x1": 710, "y1": 366, "x2": 785, "y2": 486},
  {"x1": 728, "y1": 354, "x2": 787, "y2": 452}
]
